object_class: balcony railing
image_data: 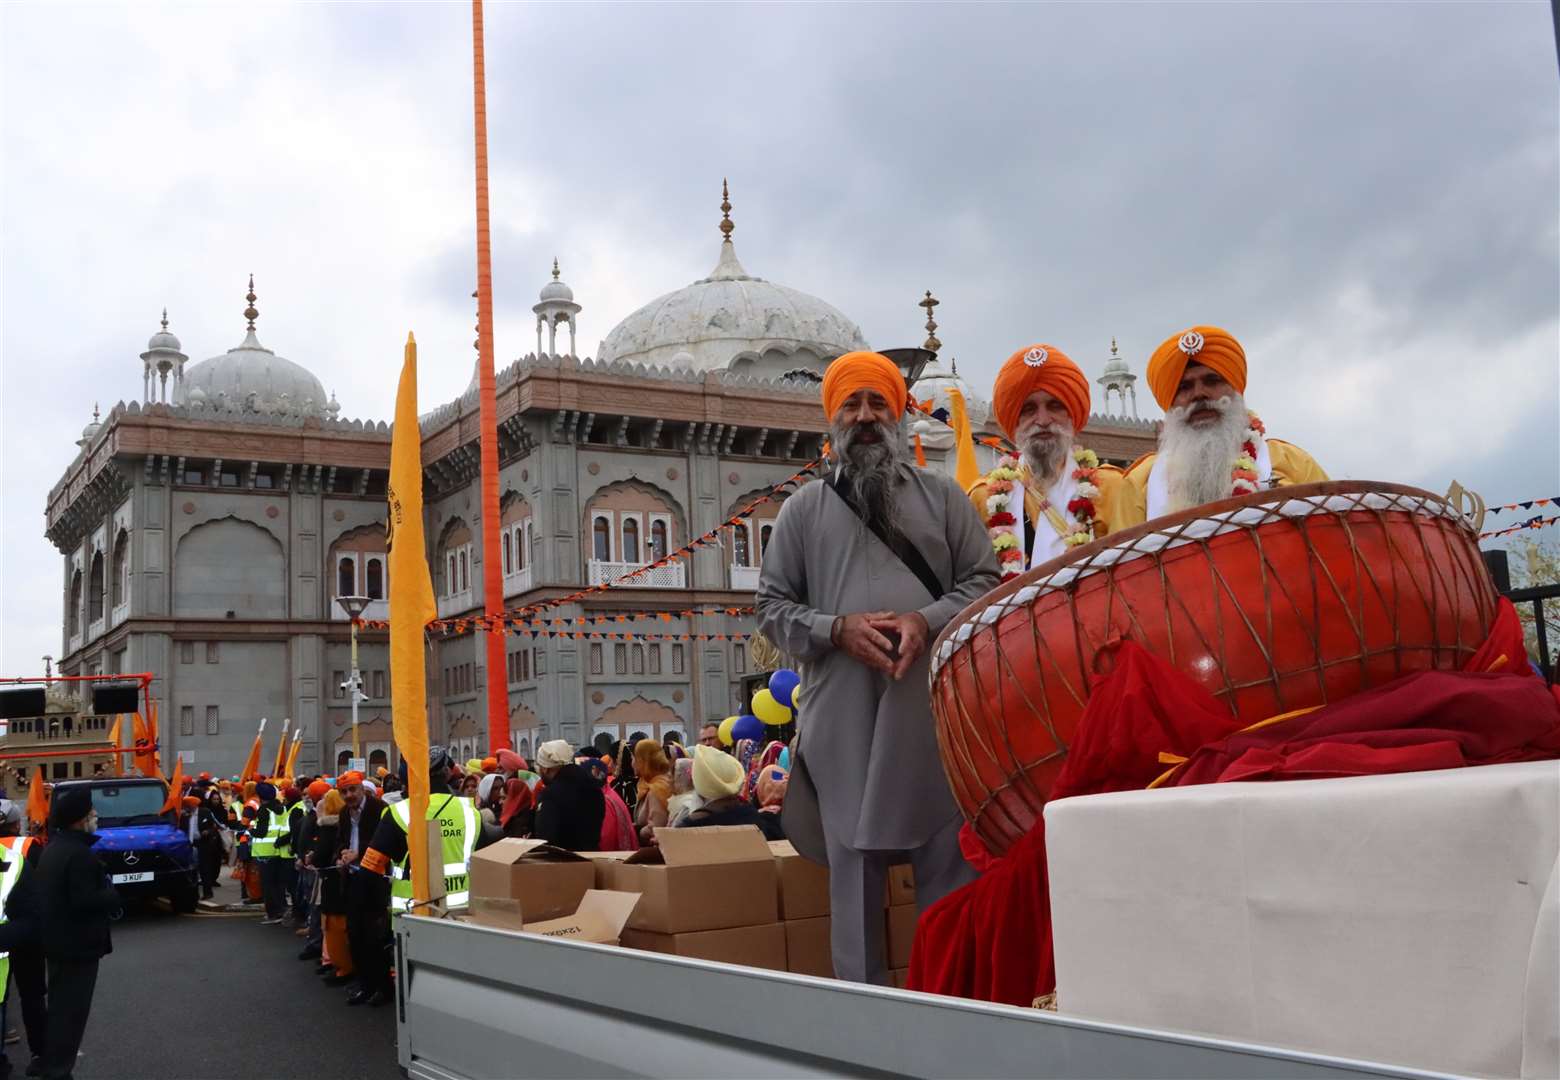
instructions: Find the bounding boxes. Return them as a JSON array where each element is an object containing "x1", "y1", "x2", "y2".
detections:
[
  {"x1": 587, "y1": 560, "x2": 686, "y2": 589},
  {"x1": 503, "y1": 567, "x2": 533, "y2": 598},
  {"x1": 729, "y1": 564, "x2": 761, "y2": 591}
]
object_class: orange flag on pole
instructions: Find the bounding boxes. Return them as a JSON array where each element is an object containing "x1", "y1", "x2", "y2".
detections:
[
  {"x1": 160, "y1": 757, "x2": 185, "y2": 815},
  {"x1": 25, "y1": 767, "x2": 48, "y2": 826},
  {"x1": 948, "y1": 386, "x2": 980, "y2": 492},
  {"x1": 285, "y1": 731, "x2": 303, "y2": 778},
  {"x1": 388, "y1": 332, "x2": 437, "y2": 908},
  {"x1": 132, "y1": 711, "x2": 161, "y2": 780},
  {"x1": 149, "y1": 701, "x2": 164, "y2": 781},
  {"x1": 270, "y1": 717, "x2": 291, "y2": 778},
  {"x1": 239, "y1": 718, "x2": 266, "y2": 782}
]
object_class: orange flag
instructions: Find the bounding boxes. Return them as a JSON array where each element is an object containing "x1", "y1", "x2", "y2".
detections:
[
  {"x1": 948, "y1": 386, "x2": 980, "y2": 492},
  {"x1": 160, "y1": 757, "x2": 185, "y2": 815},
  {"x1": 148, "y1": 701, "x2": 164, "y2": 781},
  {"x1": 25, "y1": 767, "x2": 48, "y2": 826},
  {"x1": 106, "y1": 714, "x2": 123, "y2": 776},
  {"x1": 270, "y1": 718, "x2": 292, "y2": 778},
  {"x1": 389, "y1": 332, "x2": 437, "y2": 907},
  {"x1": 285, "y1": 731, "x2": 303, "y2": 778},
  {"x1": 131, "y1": 711, "x2": 161, "y2": 780},
  {"x1": 239, "y1": 718, "x2": 266, "y2": 782}
]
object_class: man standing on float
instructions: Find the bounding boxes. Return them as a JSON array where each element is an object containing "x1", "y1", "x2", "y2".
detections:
[{"x1": 757, "y1": 350, "x2": 1000, "y2": 985}]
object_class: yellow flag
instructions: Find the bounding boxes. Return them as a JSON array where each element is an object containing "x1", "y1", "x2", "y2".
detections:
[
  {"x1": 947, "y1": 386, "x2": 980, "y2": 491},
  {"x1": 389, "y1": 332, "x2": 436, "y2": 909},
  {"x1": 106, "y1": 714, "x2": 123, "y2": 776}
]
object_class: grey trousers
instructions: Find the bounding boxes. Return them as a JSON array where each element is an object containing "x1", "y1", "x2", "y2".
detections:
[{"x1": 825, "y1": 815, "x2": 976, "y2": 985}]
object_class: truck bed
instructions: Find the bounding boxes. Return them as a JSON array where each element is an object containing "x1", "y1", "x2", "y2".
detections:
[{"x1": 395, "y1": 915, "x2": 1457, "y2": 1079}]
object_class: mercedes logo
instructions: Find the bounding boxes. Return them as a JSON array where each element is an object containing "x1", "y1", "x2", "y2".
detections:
[{"x1": 121, "y1": 852, "x2": 139, "y2": 866}]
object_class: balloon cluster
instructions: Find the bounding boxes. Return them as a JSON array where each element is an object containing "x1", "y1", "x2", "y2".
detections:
[{"x1": 718, "y1": 668, "x2": 802, "y2": 746}]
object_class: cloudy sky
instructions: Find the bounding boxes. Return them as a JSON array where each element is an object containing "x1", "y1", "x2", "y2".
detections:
[{"x1": 2, "y1": 1, "x2": 1556, "y2": 673}]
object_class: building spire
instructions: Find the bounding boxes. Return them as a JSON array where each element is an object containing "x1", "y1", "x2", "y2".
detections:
[
  {"x1": 243, "y1": 274, "x2": 259, "y2": 332},
  {"x1": 160, "y1": 307, "x2": 169, "y2": 332},
  {"x1": 719, "y1": 178, "x2": 734, "y2": 243},
  {"x1": 1111, "y1": 336, "x2": 1118, "y2": 356},
  {"x1": 92, "y1": 403, "x2": 100, "y2": 422},
  {"x1": 919, "y1": 290, "x2": 941, "y2": 354},
  {"x1": 552, "y1": 256, "x2": 560, "y2": 280}
]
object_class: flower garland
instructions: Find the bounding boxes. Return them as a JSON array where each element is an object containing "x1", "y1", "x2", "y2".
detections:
[
  {"x1": 983, "y1": 447, "x2": 1101, "y2": 578},
  {"x1": 1231, "y1": 411, "x2": 1266, "y2": 496}
]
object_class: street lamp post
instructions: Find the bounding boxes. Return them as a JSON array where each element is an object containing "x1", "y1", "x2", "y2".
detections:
[{"x1": 336, "y1": 595, "x2": 371, "y2": 762}]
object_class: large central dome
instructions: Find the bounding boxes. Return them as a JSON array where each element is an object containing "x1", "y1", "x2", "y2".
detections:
[{"x1": 599, "y1": 232, "x2": 867, "y2": 376}]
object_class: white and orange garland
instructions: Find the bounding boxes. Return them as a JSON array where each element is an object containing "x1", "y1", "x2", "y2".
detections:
[
  {"x1": 1231, "y1": 411, "x2": 1266, "y2": 496},
  {"x1": 983, "y1": 447, "x2": 1101, "y2": 578}
]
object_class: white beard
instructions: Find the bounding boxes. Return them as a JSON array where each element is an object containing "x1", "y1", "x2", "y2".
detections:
[
  {"x1": 1158, "y1": 394, "x2": 1248, "y2": 513},
  {"x1": 1020, "y1": 421, "x2": 1074, "y2": 490}
]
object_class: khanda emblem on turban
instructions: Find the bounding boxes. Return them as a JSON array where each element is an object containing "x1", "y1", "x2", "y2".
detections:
[
  {"x1": 1177, "y1": 330, "x2": 1205, "y2": 357},
  {"x1": 1023, "y1": 347, "x2": 1049, "y2": 367}
]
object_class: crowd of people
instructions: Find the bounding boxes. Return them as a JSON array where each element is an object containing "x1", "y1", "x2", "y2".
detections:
[{"x1": 168, "y1": 724, "x2": 793, "y2": 1010}]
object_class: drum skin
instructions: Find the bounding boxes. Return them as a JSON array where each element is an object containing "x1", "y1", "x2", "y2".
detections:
[{"x1": 930, "y1": 482, "x2": 1499, "y2": 858}]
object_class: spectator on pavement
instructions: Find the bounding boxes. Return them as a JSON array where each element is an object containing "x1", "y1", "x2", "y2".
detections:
[
  {"x1": 632, "y1": 739, "x2": 672, "y2": 844},
  {"x1": 311, "y1": 789, "x2": 355, "y2": 987},
  {"x1": 679, "y1": 745, "x2": 785, "y2": 841},
  {"x1": 334, "y1": 771, "x2": 386, "y2": 1007},
  {"x1": 697, "y1": 722, "x2": 722, "y2": 749},
  {"x1": 532, "y1": 741, "x2": 604, "y2": 852},
  {"x1": 498, "y1": 779, "x2": 534, "y2": 839}
]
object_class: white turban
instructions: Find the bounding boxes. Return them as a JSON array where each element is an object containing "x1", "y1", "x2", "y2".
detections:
[
  {"x1": 692, "y1": 744, "x2": 744, "y2": 800},
  {"x1": 536, "y1": 740, "x2": 574, "y2": 770},
  {"x1": 477, "y1": 773, "x2": 502, "y2": 803}
]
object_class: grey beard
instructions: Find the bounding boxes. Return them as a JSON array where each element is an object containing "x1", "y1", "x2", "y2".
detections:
[
  {"x1": 1021, "y1": 431, "x2": 1072, "y2": 487},
  {"x1": 833, "y1": 420, "x2": 902, "y2": 535},
  {"x1": 1159, "y1": 394, "x2": 1249, "y2": 512}
]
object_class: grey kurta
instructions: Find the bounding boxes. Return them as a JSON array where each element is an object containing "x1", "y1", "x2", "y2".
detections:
[{"x1": 756, "y1": 463, "x2": 1000, "y2": 851}]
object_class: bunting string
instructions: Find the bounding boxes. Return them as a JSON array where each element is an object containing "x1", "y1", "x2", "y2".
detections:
[
  {"x1": 360, "y1": 605, "x2": 755, "y2": 635},
  {"x1": 503, "y1": 629, "x2": 754, "y2": 642},
  {"x1": 1480, "y1": 515, "x2": 1560, "y2": 541},
  {"x1": 1484, "y1": 497, "x2": 1559, "y2": 516}
]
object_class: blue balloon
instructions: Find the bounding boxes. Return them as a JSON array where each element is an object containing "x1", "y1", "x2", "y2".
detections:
[
  {"x1": 732, "y1": 714, "x2": 765, "y2": 743},
  {"x1": 768, "y1": 668, "x2": 802, "y2": 710}
]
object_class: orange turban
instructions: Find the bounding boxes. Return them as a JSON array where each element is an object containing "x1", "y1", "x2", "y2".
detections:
[
  {"x1": 480, "y1": 756, "x2": 498, "y2": 774},
  {"x1": 338, "y1": 770, "x2": 365, "y2": 787},
  {"x1": 991, "y1": 344, "x2": 1090, "y2": 440},
  {"x1": 821, "y1": 351, "x2": 907, "y2": 421},
  {"x1": 306, "y1": 780, "x2": 330, "y2": 801},
  {"x1": 1146, "y1": 325, "x2": 1247, "y2": 411}
]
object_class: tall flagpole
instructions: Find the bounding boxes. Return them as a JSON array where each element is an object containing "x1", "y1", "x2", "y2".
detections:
[{"x1": 472, "y1": 0, "x2": 511, "y2": 753}]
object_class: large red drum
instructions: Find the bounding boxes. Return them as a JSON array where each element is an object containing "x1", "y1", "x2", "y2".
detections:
[{"x1": 930, "y1": 482, "x2": 1499, "y2": 858}]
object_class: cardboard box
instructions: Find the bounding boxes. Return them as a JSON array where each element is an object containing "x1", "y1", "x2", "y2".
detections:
[
  {"x1": 608, "y1": 826, "x2": 778, "y2": 933},
  {"x1": 891, "y1": 968, "x2": 910, "y2": 989},
  {"x1": 768, "y1": 840, "x2": 830, "y2": 920},
  {"x1": 578, "y1": 850, "x2": 632, "y2": 889},
  {"x1": 468, "y1": 889, "x2": 641, "y2": 945},
  {"x1": 620, "y1": 922, "x2": 787, "y2": 972},
  {"x1": 886, "y1": 901, "x2": 918, "y2": 970},
  {"x1": 887, "y1": 863, "x2": 916, "y2": 908},
  {"x1": 784, "y1": 915, "x2": 833, "y2": 978},
  {"x1": 468, "y1": 838, "x2": 596, "y2": 923}
]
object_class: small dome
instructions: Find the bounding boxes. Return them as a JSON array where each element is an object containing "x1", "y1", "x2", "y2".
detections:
[
  {"x1": 141, "y1": 309, "x2": 186, "y2": 365},
  {"x1": 538, "y1": 257, "x2": 575, "y2": 303},
  {"x1": 148, "y1": 327, "x2": 181, "y2": 353},
  {"x1": 78, "y1": 405, "x2": 102, "y2": 447},
  {"x1": 1100, "y1": 338, "x2": 1132, "y2": 380},
  {"x1": 181, "y1": 330, "x2": 329, "y2": 417}
]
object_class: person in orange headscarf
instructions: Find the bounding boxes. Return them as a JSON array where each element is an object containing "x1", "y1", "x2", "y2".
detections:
[
  {"x1": 968, "y1": 344, "x2": 1127, "y2": 579},
  {"x1": 755, "y1": 349, "x2": 1000, "y2": 986},
  {"x1": 1106, "y1": 326, "x2": 1327, "y2": 527}
]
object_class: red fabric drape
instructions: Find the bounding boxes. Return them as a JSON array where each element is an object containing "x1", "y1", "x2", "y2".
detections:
[{"x1": 908, "y1": 599, "x2": 1560, "y2": 1005}]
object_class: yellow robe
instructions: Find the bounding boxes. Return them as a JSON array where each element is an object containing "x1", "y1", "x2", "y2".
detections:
[
  {"x1": 967, "y1": 459, "x2": 1128, "y2": 570},
  {"x1": 1104, "y1": 438, "x2": 1328, "y2": 532}
]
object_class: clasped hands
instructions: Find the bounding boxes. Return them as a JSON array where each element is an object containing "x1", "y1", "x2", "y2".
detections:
[{"x1": 831, "y1": 610, "x2": 930, "y2": 680}]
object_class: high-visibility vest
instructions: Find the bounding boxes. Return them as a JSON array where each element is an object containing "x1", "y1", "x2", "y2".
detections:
[
  {"x1": 387, "y1": 795, "x2": 478, "y2": 912},
  {"x1": 250, "y1": 803, "x2": 290, "y2": 858},
  {"x1": 0, "y1": 837, "x2": 35, "y2": 997}
]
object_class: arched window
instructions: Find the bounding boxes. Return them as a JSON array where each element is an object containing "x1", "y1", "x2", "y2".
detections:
[
  {"x1": 111, "y1": 531, "x2": 130, "y2": 608},
  {"x1": 88, "y1": 551, "x2": 105, "y2": 623},
  {"x1": 514, "y1": 525, "x2": 526, "y2": 570},
  {"x1": 732, "y1": 525, "x2": 751, "y2": 568},
  {"x1": 622, "y1": 518, "x2": 640, "y2": 563},
  {"x1": 502, "y1": 533, "x2": 512, "y2": 575},
  {"x1": 592, "y1": 517, "x2": 611, "y2": 561},
  {"x1": 447, "y1": 554, "x2": 457, "y2": 592},
  {"x1": 337, "y1": 750, "x2": 352, "y2": 771},
  {"x1": 459, "y1": 550, "x2": 469, "y2": 591},
  {"x1": 337, "y1": 557, "x2": 355, "y2": 597},
  {"x1": 650, "y1": 520, "x2": 668, "y2": 561},
  {"x1": 69, "y1": 570, "x2": 83, "y2": 636},
  {"x1": 369, "y1": 748, "x2": 388, "y2": 771},
  {"x1": 365, "y1": 558, "x2": 384, "y2": 600}
]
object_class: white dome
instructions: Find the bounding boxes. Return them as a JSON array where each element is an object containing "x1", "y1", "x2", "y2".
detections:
[
  {"x1": 147, "y1": 328, "x2": 182, "y2": 353},
  {"x1": 914, "y1": 356, "x2": 989, "y2": 423},
  {"x1": 598, "y1": 240, "x2": 867, "y2": 373},
  {"x1": 540, "y1": 279, "x2": 574, "y2": 302},
  {"x1": 180, "y1": 330, "x2": 330, "y2": 418}
]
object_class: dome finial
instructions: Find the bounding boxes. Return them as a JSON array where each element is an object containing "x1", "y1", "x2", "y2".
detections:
[
  {"x1": 160, "y1": 307, "x2": 169, "y2": 332},
  {"x1": 92, "y1": 402, "x2": 100, "y2": 422},
  {"x1": 1111, "y1": 336, "x2": 1118, "y2": 356},
  {"x1": 552, "y1": 257, "x2": 560, "y2": 280},
  {"x1": 719, "y1": 178, "x2": 734, "y2": 244},
  {"x1": 243, "y1": 274, "x2": 259, "y2": 332},
  {"x1": 919, "y1": 290, "x2": 941, "y2": 354}
]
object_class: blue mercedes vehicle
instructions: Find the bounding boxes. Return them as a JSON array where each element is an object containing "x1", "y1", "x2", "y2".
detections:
[{"x1": 50, "y1": 776, "x2": 199, "y2": 913}]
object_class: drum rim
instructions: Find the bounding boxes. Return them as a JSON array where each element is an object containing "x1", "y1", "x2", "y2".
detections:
[{"x1": 930, "y1": 480, "x2": 1478, "y2": 680}]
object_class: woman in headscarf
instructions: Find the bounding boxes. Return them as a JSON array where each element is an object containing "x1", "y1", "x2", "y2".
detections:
[
  {"x1": 499, "y1": 778, "x2": 535, "y2": 838},
  {"x1": 632, "y1": 739, "x2": 672, "y2": 844},
  {"x1": 744, "y1": 741, "x2": 787, "y2": 803},
  {"x1": 476, "y1": 773, "x2": 505, "y2": 830},
  {"x1": 580, "y1": 757, "x2": 638, "y2": 852},
  {"x1": 311, "y1": 788, "x2": 354, "y2": 985},
  {"x1": 666, "y1": 757, "x2": 703, "y2": 828}
]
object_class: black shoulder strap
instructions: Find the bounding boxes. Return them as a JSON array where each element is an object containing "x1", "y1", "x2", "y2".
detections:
[{"x1": 827, "y1": 471, "x2": 946, "y2": 602}]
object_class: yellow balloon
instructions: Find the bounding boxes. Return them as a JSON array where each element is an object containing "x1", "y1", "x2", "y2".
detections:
[
  {"x1": 751, "y1": 688, "x2": 792, "y2": 727},
  {"x1": 718, "y1": 716, "x2": 738, "y2": 746}
]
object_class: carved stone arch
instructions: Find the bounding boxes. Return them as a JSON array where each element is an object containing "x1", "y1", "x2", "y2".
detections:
[
  {"x1": 723, "y1": 484, "x2": 788, "y2": 566},
  {"x1": 595, "y1": 695, "x2": 681, "y2": 743},
  {"x1": 173, "y1": 514, "x2": 286, "y2": 618},
  {"x1": 581, "y1": 479, "x2": 688, "y2": 563},
  {"x1": 436, "y1": 516, "x2": 473, "y2": 595},
  {"x1": 172, "y1": 503, "x2": 286, "y2": 550}
]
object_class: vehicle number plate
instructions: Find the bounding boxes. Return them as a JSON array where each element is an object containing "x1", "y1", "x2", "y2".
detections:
[{"x1": 111, "y1": 872, "x2": 153, "y2": 884}]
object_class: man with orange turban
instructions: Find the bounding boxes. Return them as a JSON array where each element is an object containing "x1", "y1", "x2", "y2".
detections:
[
  {"x1": 757, "y1": 350, "x2": 999, "y2": 986},
  {"x1": 968, "y1": 344, "x2": 1127, "y2": 578},
  {"x1": 1108, "y1": 325, "x2": 1327, "y2": 525}
]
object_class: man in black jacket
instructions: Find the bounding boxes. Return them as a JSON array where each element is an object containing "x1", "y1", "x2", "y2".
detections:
[
  {"x1": 37, "y1": 787, "x2": 121, "y2": 1080},
  {"x1": 334, "y1": 772, "x2": 386, "y2": 1006},
  {"x1": 532, "y1": 740, "x2": 604, "y2": 852}
]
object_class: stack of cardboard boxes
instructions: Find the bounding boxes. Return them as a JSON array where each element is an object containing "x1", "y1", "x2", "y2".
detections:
[{"x1": 464, "y1": 826, "x2": 919, "y2": 986}]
